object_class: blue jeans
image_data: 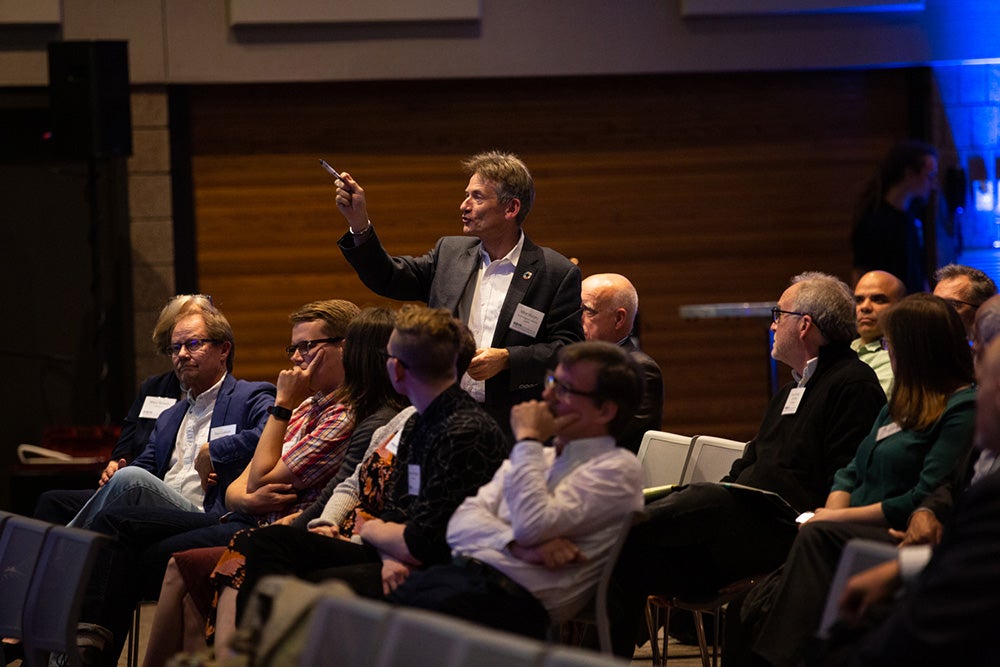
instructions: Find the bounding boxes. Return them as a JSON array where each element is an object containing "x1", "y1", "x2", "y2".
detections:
[{"x1": 68, "y1": 466, "x2": 202, "y2": 529}]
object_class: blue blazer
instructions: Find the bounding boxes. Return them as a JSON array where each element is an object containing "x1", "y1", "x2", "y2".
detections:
[
  {"x1": 339, "y1": 230, "x2": 583, "y2": 426},
  {"x1": 130, "y1": 373, "x2": 276, "y2": 515}
]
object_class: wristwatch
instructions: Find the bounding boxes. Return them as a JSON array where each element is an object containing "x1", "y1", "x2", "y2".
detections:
[{"x1": 268, "y1": 404, "x2": 293, "y2": 421}]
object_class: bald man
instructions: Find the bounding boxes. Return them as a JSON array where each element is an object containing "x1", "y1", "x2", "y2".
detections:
[
  {"x1": 851, "y1": 270, "x2": 906, "y2": 397},
  {"x1": 581, "y1": 273, "x2": 664, "y2": 452}
]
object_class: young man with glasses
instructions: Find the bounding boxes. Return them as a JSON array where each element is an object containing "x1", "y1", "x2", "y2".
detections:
[
  {"x1": 608, "y1": 272, "x2": 887, "y2": 658},
  {"x1": 387, "y1": 341, "x2": 644, "y2": 639}
]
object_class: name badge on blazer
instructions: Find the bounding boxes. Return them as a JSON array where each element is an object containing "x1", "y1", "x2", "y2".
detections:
[
  {"x1": 510, "y1": 303, "x2": 543, "y2": 338},
  {"x1": 408, "y1": 464, "x2": 421, "y2": 495},
  {"x1": 210, "y1": 424, "x2": 237, "y2": 439},
  {"x1": 139, "y1": 396, "x2": 177, "y2": 419}
]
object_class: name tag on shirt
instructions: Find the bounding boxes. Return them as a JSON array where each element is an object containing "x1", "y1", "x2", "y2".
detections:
[
  {"x1": 782, "y1": 387, "x2": 806, "y2": 415},
  {"x1": 210, "y1": 424, "x2": 237, "y2": 439},
  {"x1": 139, "y1": 396, "x2": 176, "y2": 419},
  {"x1": 408, "y1": 464, "x2": 421, "y2": 495},
  {"x1": 510, "y1": 303, "x2": 544, "y2": 338},
  {"x1": 876, "y1": 422, "x2": 902, "y2": 441}
]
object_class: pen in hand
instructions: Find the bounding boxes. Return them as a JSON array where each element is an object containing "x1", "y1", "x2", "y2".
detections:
[{"x1": 319, "y1": 159, "x2": 354, "y2": 193}]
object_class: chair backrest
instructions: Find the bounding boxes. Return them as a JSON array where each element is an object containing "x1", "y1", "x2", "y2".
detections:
[
  {"x1": 0, "y1": 515, "x2": 52, "y2": 642},
  {"x1": 816, "y1": 538, "x2": 899, "y2": 640},
  {"x1": 374, "y1": 606, "x2": 543, "y2": 667},
  {"x1": 636, "y1": 431, "x2": 693, "y2": 488},
  {"x1": 591, "y1": 511, "x2": 643, "y2": 654},
  {"x1": 300, "y1": 592, "x2": 394, "y2": 667},
  {"x1": 541, "y1": 644, "x2": 631, "y2": 667},
  {"x1": 682, "y1": 435, "x2": 747, "y2": 484},
  {"x1": 21, "y1": 524, "x2": 110, "y2": 667}
]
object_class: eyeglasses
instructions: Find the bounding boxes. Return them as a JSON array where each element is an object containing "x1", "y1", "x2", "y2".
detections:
[
  {"x1": 165, "y1": 338, "x2": 219, "y2": 357},
  {"x1": 285, "y1": 337, "x2": 343, "y2": 359},
  {"x1": 771, "y1": 307, "x2": 809, "y2": 324},
  {"x1": 380, "y1": 350, "x2": 409, "y2": 369},
  {"x1": 544, "y1": 373, "x2": 599, "y2": 399},
  {"x1": 943, "y1": 298, "x2": 979, "y2": 311}
]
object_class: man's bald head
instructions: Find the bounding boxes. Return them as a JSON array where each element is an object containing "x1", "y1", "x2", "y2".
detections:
[
  {"x1": 581, "y1": 273, "x2": 639, "y2": 343},
  {"x1": 854, "y1": 270, "x2": 906, "y2": 344}
]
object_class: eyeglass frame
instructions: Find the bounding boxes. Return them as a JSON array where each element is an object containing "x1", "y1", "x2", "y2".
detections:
[
  {"x1": 544, "y1": 372, "x2": 602, "y2": 401},
  {"x1": 770, "y1": 307, "x2": 810, "y2": 324},
  {"x1": 165, "y1": 338, "x2": 221, "y2": 357},
  {"x1": 285, "y1": 337, "x2": 344, "y2": 359},
  {"x1": 942, "y1": 297, "x2": 980, "y2": 311},
  {"x1": 379, "y1": 349, "x2": 410, "y2": 369}
]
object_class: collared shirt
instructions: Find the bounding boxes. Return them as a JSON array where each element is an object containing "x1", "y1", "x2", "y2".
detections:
[
  {"x1": 851, "y1": 337, "x2": 894, "y2": 398},
  {"x1": 163, "y1": 373, "x2": 226, "y2": 508},
  {"x1": 446, "y1": 435, "x2": 643, "y2": 622},
  {"x1": 793, "y1": 356, "x2": 820, "y2": 387},
  {"x1": 460, "y1": 232, "x2": 525, "y2": 402}
]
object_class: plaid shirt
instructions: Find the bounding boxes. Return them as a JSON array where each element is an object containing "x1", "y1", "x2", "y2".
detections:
[{"x1": 264, "y1": 392, "x2": 353, "y2": 524}]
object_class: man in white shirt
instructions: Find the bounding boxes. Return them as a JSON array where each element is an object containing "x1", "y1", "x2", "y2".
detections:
[
  {"x1": 388, "y1": 341, "x2": 644, "y2": 638},
  {"x1": 850, "y1": 270, "x2": 905, "y2": 397},
  {"x1": 335, "y1": 151, "x2": 583, "y2": 438}
]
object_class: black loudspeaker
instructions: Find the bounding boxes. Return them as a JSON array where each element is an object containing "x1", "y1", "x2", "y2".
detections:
[{"x1": 47, "y1": 41, "x2": 132, "y2": 158}]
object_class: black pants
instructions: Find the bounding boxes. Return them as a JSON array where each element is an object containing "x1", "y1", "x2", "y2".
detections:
[
  {"x1": 233, "y1": 524, "x2": 384, "y2": 619},
  {"x1": 608, "y1": 483, "x2": 799, "y2": 658},
  {"x1": 389, "y1": 557, "x2": 550, "y2": 639}
]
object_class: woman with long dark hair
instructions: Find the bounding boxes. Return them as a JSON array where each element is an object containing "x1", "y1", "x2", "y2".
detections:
[{"x1": 748, "y1": 293, "x2": 976, "y2": 666}]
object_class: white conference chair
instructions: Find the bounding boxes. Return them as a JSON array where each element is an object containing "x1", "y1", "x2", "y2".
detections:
[
  {"x1": 636, "y1": 431, "x2": 694, "y2": 489},
  {"x1": 681, "y1": 436, "x2": 747, "y2": 485}
]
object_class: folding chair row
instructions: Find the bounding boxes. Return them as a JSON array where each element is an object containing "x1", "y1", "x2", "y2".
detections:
[
  {"x1": 637, "y1": 431, "x2": 748, "y2": 491},
  {"x1": 0, "y1": 512, "x2": 110, "y2": 667},
  {"x1": 301, "y1": 593, "x2": 631, "y2": 667}
]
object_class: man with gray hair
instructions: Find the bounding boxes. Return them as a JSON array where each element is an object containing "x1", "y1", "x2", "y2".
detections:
[
  {"x1": 609, "y1": 272, "x2": 887, "y2": 657},
  {"x1": 933, "y1": 263, "x2": 997, "y2": 338}
]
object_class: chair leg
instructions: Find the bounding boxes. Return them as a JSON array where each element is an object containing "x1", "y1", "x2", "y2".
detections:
[
  {"x1": 692, "y1": 610, "x2": 710, "y2": 667},
  {"x1": 711, "y1": 607, "x2": 722, "y2": 667},
  {"x1": 127, "y1": 604, "x2": 140, "y2": 667}
]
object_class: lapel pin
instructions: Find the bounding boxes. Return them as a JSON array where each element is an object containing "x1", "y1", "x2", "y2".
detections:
[{"x1": 522, "y1": 271, "x2": 533, "y2": 280}]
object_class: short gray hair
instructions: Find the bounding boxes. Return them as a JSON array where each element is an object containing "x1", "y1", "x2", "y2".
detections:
[
  {"x1": 789, "y1": 272, "x2": 856, "y2": 344},
  {"x1": 934, "y1": 264, "x2": 998, "y2": 306}
]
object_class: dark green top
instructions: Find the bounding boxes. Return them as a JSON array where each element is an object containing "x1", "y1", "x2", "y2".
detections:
[{"x1": 832, "y1": 386, "x2": 976, "y2": 529}]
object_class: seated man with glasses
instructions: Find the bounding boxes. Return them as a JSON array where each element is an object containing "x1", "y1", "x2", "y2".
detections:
[
  {"x1": 64, "y1": 300, "x2": 369, "y2": 666},
  {"x1": 68, "y1": 304, "x2": 276, "y2": 528},
  {"x1": 932, "y1": 263, "x2": 997, "y2": 339},
  {"x1": 387, "y1": 341, "x2": 644, "y2": 639},
  {"x1": 608, "y1": 271, "x2": 887, "y2": 658}
]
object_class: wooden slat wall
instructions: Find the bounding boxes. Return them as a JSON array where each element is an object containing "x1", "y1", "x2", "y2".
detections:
[{"x1": 190, "y1": 70, "x2": 915, "y2": 440}]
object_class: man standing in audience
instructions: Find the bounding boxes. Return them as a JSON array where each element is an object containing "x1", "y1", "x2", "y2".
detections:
[
  {"x1": 609, "y1": 272, "x2": 886, "y2": 657},
  {"x1": 933, "y1": 263, "x2": 997, "y2": 338},
  {"x1": 580, "y1": 273, "x2": 664, "y2": 452},
  {"x1": 851, "y1": 270, "x2": 906, "y2": 397},
  {"x1": 333, "y1": 151, "x2": 583, "y2": 436},
  {"x1": 388, "y1": 341, "x2": 644, "y2": 638}
]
